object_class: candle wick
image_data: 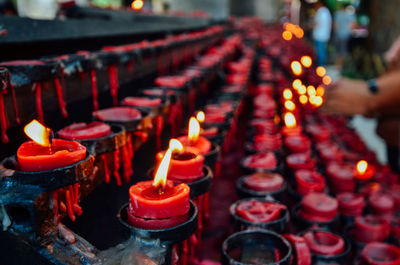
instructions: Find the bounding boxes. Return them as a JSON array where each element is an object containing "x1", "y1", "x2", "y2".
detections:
[
  {"x1": 157, "y1": 185, "x2": 165, "y2": 195},
  {"x1": 48, "y1": 130, "x2": 54, "y2": 154}
]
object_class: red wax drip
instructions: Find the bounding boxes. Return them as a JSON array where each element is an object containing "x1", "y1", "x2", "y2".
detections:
[
  {"x1": 172, "y1": 245, "x2": 179, "y2": 265},
  {"x1": 197, "y1": 196, "x2": 204, "y2": 260},
  {"x1": 102, "y1": 154, "x2": 110, "y2": 183},
  {"x1": 113, "y1": 149, "x2": 122, "y2": 186},
  {"x1": 65, "y1": 189, "x2": 76, "y2": 222},
  {"x1": 0, "y1": 90, "x2": 9, "y2": 143},
  {"x1": 54, "y1": 77, "x2": 68, "y2": 118},
  {"x1": 34, "y1": 82, "x2": 44, "y2": 123},
  {"x1": 182, "y1": 240, "x2": 189, "y2": 265},
  {"x1": 126, "y1": 61, "x2": 134, "y2": 73},
  {"x1": 127, "y1": 133, "x2": 134, "y2": 159},
  {"x1": 190, "y1": 233, "x2": 198, "y2": 264},
  {"x1": 8, "y1": 80, "x2": 20, "y2": 124},
  {"x1": 52, "y1": 191, "x2": 60, "y2": 224},
  {"x1": 121, "y1": 144, "x2": 133, "y2": 183},
  {"x1": 214, "y1": 159, "x2": 221, "y2": 178},
  {"x1": 155, "y1": 115, "x2": 164, "y2": 151},
  {"x1": 107, "y1": 65, "x2": 119, "y2": 106},
  {"x1": 90, "y1": 69, "x2": 99, "y2": 111}
]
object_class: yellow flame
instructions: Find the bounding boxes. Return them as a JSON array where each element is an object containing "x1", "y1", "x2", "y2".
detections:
[
  {"x1": 299, "y1": 95, "x2": 308, "y2": 104},
  {"x1": 307, "y1": 85, "x2": 316, "y2": 96},
  {"x1": 301, "y1": 56, "x2": 312, "y2": 68},
  {"x1": 283, "y1": 89, "x2": 293, "y2": 100},
  {"x1": 316, "y1": 86, "x2": 325, "y2": 97},
  {"x1": 322, "y1": 75, "x2": 332, "y2": 85},
  {"x1": 291, "y1": 61, "x2": 302, "y2": 76},
  {"x1": 284, "y1": 100, "x2": 296, "y2": 111},
  {"x1": 131, "y1": 0, "x2": 143, "y2": 10},
  {"x1": 284, "y1": 112, "x2": 296, "y2": 128},
  {"x1": 24, "y1": 120, "x2": 51, "y2": 147},
  {"x1": 169, "y1": 138, "x2": 184, "y2": 152},
  {"x1": 309, "y1": 95, "x2": 323, "y2": 107},
  {"x1": 356, "y1": 160, "x2": 368, "y2": 175},
  {"x1": 196, "y1": 111, "x2": 205, "y2": 123},
  {"x1": 294, "y1": 27, "x2": 304, "y2": 39},
  {"x1": 292, "y1": 79, "x2": 302, "y2": 90},
  {"x1": 188, "y1": 117, "x2": 200, "y2": 142},
  {"x1": 316, "y1": 66, "x2": 326, "y2": 77},
  {"x1": 282, "y1": 31, "x2": 293, "y2": 41},
  {"x1": 274, "y1": 115, "x2": 281, "y2": 124},
  {"x1": 298, "y1": 85, "x2": 307, "y2": 95}
]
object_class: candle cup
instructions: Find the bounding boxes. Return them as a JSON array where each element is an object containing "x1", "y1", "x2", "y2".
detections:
[
  {"x1": 221, "y1": 229, "x2": 292, "y2": 265},
  {"x1": 361, "y1": 242, "x2": 400, "y2": 265},
  {"x1": 203, "y1": 142, "x2": 221, "y2": 171},
  {"x1": 142, "y1": 87, "x2": 180, "y2": 104},
  {"x1": 93, "y1": 107, "x2": 145, "y2": 134},
  {"x1": 292, "y1": 204, "x2": 339, "y2": 231},
  {"x1": 1, "y1": 60, "x2": 63, "y2": 82},
  {"x1": 121, "y1": 96, "x2": 167, "y2": 118},
  {"x1": 230, "y1": 198, "x2": 289, "y2": 233},
  {"x1": 240, "y1": 152, "x2": 282, "y2": 175},
  {"x1": 236, "y1": 174, "x2": 287, "y2": 201}
]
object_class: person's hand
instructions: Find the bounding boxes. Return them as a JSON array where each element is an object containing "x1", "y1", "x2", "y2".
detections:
[{"x1": 322, "y1": 78, "x2": 373, "y2": 116}]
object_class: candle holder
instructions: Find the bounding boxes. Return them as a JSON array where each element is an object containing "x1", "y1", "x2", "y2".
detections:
[
  {"x1": 229, "y1": 198, "x2": 289, "y2": 233},
  {"x1": 240, "y1": 152, "x2": 283, "y2": 175},
  {"x1": 204, "y1": 142, "x2": 221, "y2": 171},
  {"x1": 236, "y1": 174, "x2": 287, "y2": 201},
  {"x1": 221, "y1": 229, "x2": 292, "y2": 265},
  {"x1": 292, "y1": 203, "x2": 339, "y2": 231}
]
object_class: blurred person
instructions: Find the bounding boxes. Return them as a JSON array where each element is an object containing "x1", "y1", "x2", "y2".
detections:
[
  {"x1": 312, "y1": 1, "x2": 332, "y2": 66},
  {"x1": 333, "y1": 4, "x2": 355, "y2": 63},
  {"x1": 323, "y1": 36, "x2": 400, "y2": 173}
]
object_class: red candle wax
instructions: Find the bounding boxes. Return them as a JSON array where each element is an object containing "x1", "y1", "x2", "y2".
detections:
[
  {"x1": 299, "y1": 193, "x2": 338, "y2": 222},
  {"x1": 295, "y1": 170, "x2": 325, "y2": 195},
  {"x1": 200, "y1": 127, "x2": 218, "y2": 137},
  {"x1": 251, "y1": 134, "x2": 282, "y2": 152},
  {"x1": 250, "y1": 119, "x2": 278, "y2": 135},
  {"x1": 390, "y1": 185, "x2": 400, "y2": 209},
  {"x1": 17, "y1": 139, "x2": 86, "y2": 172},
  {"x1": 337, "y1": 192, "x2": 365, "y2": 217},
  {"x1": 122, "y1": 97, "x2": 162, "y2": 107},
  {"x1": 155, "y1": 75, "x2": 188, "y2": 88},
  {"x1": 243, "y1": 152, "x2": 278, "y2": 171},
  {"x1": 283, "y1": 234, "x2": 312, "y2": 265},
  {"x1": 156, "y1": 147, "x2": 204, "y2": 182},
  {"x1": 204, "y1": 112, "x2": 226, "y2": 124},
  {"x1": 243, "y1": 172, "x2": 284, "y2": 192},
  {"x1": 369, "y1": 192, "x2": 395, "y2": 215},
  {"x1": 58, "y1": 122, "x2": 111, "y2": 140},
  {"x1": 284, "y1": 134, "x2": 311, "y2": 153},
  {"x1": 303, "y1": 231, "x2": 345, "y2": 256},
  {"x1": 93, "y1": 107, "x2": 142, "y2": 122},
  {"x1": 143, "y1": 88, "x2": 175, "y2": 97},
  {"x1": 326, "y1": 163, "x2": 355, "y2": 193},
  {"x1": 281, "y1": 125, "x2": 302, "y2": 137},
  {"x1": 286, "y1": 153, "x2": 315, "y2": 171},
  {"x1": 306, "y1": 124, "x2": 330, "y2": 142},
  {"x1": 316, "y1": 142, "x2": 343, "y2": 163},
  {"x1": 177, "y1": 135, "x2": 212, "y2": 155},
  {"x1": 353, "y1": 215, "x2": 390, "y2": 243},
  {"x1": 128, "y1": 180, "x2": 190, "y2": 229},
  {"x1": 362, "y1": 243, "x2": 400, "y2": 265},
  {"x1": 235, "y1": 200, "x2": 287, "y2": 223}
]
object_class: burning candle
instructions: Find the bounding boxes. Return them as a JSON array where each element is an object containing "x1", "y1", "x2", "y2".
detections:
[
  {"x1": 17, "y1": 120, "x2": 86, "y2": 172},
  {"x1": 291, "y1": 61, "x2": 302, "y2": 76},
  {"x1": 282, "y1": 112, "x2": 302, "y2": 137},
  {"x1": 128, "y1": 139, "x2": 190, "y2": 229},
  {"x1": 178, "y1": 117, "x2": 212, "y2": 155},
  {"x1": 354, "y1": 160, "x2": 375, "y2": 181}
]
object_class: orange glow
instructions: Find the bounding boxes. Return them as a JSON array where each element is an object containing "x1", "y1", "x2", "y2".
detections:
[
  {"x1": 196, "y1": 111, "x2": 205, "y2": 123},
  {"x1": 284, "y1": 112, "x2": 297, "y2": 128},
  {"x1": 299, "y1": 95, "x2": 308, "y2": 104},
  {"x1": 292, "y1": 79, "x2": 302, "y2": 90},
  {"x1": 131, "y1": 0, "x2": 143, "y2": 10},
  {"x1": 24, "y1": 120, "x2": 52, "y2": 147},
  {"x1": 285, "y1": 23, "x2": 296, "y2": 32},
  {"x1": 323, "y1": 76, "x2": 332, "y2": 85},
  {"x1": 356, "y1": 160, "x2": 368, "y2": 175},
  {"x1": 316, "y1": 86, "x2": 325, "y2": 97},
  {"x1": 291, "y1": 61, "x2": 302, "y2": 76},
  {"x1": 316, "y1": 66, "x2": 326, "y2": 77},
  {"x1": 282, "y1": 31, "x2": 293, "y2": 41},
  {"x1": 283, "y1": 89, "x2": 293, "y2": 100},
  {"x1": 153, "y1": 139, "x2": 183, "y2": 189},
  {"x1": 307, "y1": 85, "x2": 316, "y2": 96},
  {"x1": 301, "y1": 56, "x2": 312, "y2": 68},
  {"x1": 284, "y1": 100, "x2": 296, "y2": 111},
  {"x1": 309, "y1": 95, "x2": 323, "y2": 107},
  {"x1": 298, "y1": 85, "x2": 307, "y2": 95},
  {"x1": 294, "y1": 27, "x2": 304, "y2": 38},
  {"x1": 274, "y1": 115, "x2": 281, "y2": 125},
  {"x1": 188, "y1": 117, "x2": 200, "y2": 142}
]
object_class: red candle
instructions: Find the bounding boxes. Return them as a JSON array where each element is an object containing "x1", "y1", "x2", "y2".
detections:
[
  {"x1": 282, "y1": 112, "x2": 302, "y2": 137},
  {"x1": 303, "y1": 231, "x2": 345, "y2": 256},
  {"x1": 316, "y1": 142, "x2": 343, "y2": 163},
  {"x1": 353, "y1": 215, "x2": 390, "y2": 243},
  {"x1": 336, "y1": 192, "x2": 365, "y2": 217},
  {"x1": 204, "y1": 112, "x2": 226, "y2": 124},
  {"x1": 250, "y1": 119, "x2": 279, "y2": 135},
  {"x1": 326, "y1": 163, "x2": 355, "y2": 193},
  {"x1": 284, "y1": 134, "x2": 311, "y2": 153},
  {"x1": 283, "y1": 234, "x2": 311, "y2": 265},
  {"x1": 122, "y1": 97, "x2": 162, "y2": 107},
  {"x1": 369, "y1": 192, "x2": 395, "y2": 215},
  {"x1": 242, "y1": 152, "x2": 278, "y2": 171},
  {"x1": 58, "y1": 122, "x2": 111, "y2": 140},
  {"x1": 354, "y1": 160, "x2": 376, "y2": 181},
  {"x1": 93, "y1": 107, "x2": 142, "y2": 122},
  {"x1": 178, "y1": 117, "x2": 212, "y2": 155},
  {"x1": 295, "y1": 170, "x2": 325, "y2": 195},
  {"x1": 243, "y1": 172, "x2": 284, "y2": 192},
  {"x1": 235, "y1": 200, "x2": 287, "y2": 223},
  {"x1": 361, "y1": 243, "x2": 400, "y2": 265},
  {"x1": 299, "y1": 193, "x2": 338, "y2": 222},
  {"x1": 305, "y1": 124, "x2": 330, "y2": 142},
  {"x1": 286, "y1": 153, "x2": 315, "y2": 171},
  {"x1": 250, "y1": 134, "x2": 282, "y2": 152}
]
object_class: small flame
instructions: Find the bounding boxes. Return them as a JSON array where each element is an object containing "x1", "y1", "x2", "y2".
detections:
[
  {"x1": 292, "y1": 79, "x2": 302, "y2": 90},
  {"x1": 316, "y1": 66, "x2": 326, "y2": 77},
  {"x1": 298, "y1": 85, "x2": 307, "y2": 95},
  {"x1": 196, "y1": 111, "x2": 205, "y2": 123},
  {"x1": 316, "y1": 86, "x2": 325, "y2": 97},
  {"x1": 299, "y1": 95, "x2": 308, "y2": 104},
  {"x1": 291, "y1": 61, "x2": 302, "y2": 76},
  {"x1": 169, "y1": 139, "x2": 184, "y2": 152},
  {"x1": 356, "y1": 160, "x2": 368, "y2": 175},
  {"x1": 283, "y1": 89, "x2": 293, "y2": 100},
  {"x1": 24, "y1": 120, "x2": 52, "y2": 147},
  {"x1": 131, "y1": 0, "x2": 143, "y2": 10},
  {"x1": 284, "y1": 112, "x2": 297, "y2": 128},
  {"x1": 309, "y1": 95, "x2": 323, "y2": 107},
  {"x1": 284, "y1": 100, "x2": 296, "y2": 111},
  {"x1": 323, "y1": 75, "x2": 332, "y2": 85},
  {"x1": 282, "y1": 31, "x2": 293, "y2": 41},
  {"x1": 294, "y1": 27, "x2": 304, "y2": 39},
  {"x1": 188, "y1": 117, "x2": 200, "y2": 142},
  {"x1": 307, "y1": 85, "x2": 316, "y2": 96},
  {"x1": 301, "y1": 56, "x2": 312, "y2": 68}
]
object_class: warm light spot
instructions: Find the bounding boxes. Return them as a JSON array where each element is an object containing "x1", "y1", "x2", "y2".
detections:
[
  {"x1": 131, "y1": 0, "x2": 143, "y2": 10},
  {"x1": 274, "y1": 115, "x2": 281, "y2": 124},
  {"x1": 153, "y1": 149, "x2": 172, "y2": 189},
  {"x1": 316, "y1": 86, "x2": 325, "y2": 97},
  {"x1": 282, "y1": 31, "x2": 293, "y2": 41},
  {"x1": 309, "y1": 95, "x2": 323, "y2": 107},
  {"x1": 299, "y1": 95, "x2": 308, "y2": 104},
  {"x1": 285, "y1": 23, "x2": 296, "y2": 32},
  {"x1": 196, "y1": 111, "x2": 205, "y2": 123},
  {"x1": 284, "y1": 112, "x2": 297, "y2": 128},
  {"x1": 301, "y1": 56, "x2": 312, "y2": 68},
  {"x1": 294, "y1": 27, "x2": 304, "y2": 38},
  {"x1": 292, "y1": 79, "x2": 302, "y2": 90},
  {"x1": 316, "y1": 66, "x2": 326, "y2": 77},
  {"x1": 169, "y1": 139, "x2": 184, "y2": 153},
  {"x1": 188, "y1": 117, "x2": 200, "y2": 142},
  {"x1": 356, "y1": 160, "x2": 368, "y2": 175},
  {"x1": 283, "y1": 89, "x2": 293, "y2": 100},
  {"x1": 323, "y1": 75, "x2": 332, "y2": 85},
  {"x1": 291, "y1": 61, "x2": 302, "y2": 76},
  {"x1": 24, "y1": 120, "x2": 52, "y2": 147},
  {"x1": 298, "y1": 85, "x2": 307, "y2": 95},
  {"x1": 307, "y1": 85, "x2": 316, "y2": 96},
  {"x1": 284, "y1": 100, "x2": 296, "y2": 111}
]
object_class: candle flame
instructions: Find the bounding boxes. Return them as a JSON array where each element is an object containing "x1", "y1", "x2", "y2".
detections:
[
  {"x1": 188, "y1": 117, "x2": 200, "y2": 142},
  {"x1": 356, "y1": 160, "x2": 368, "y2": 175},
  {"x1": 298, "y1": 85, "x2": 307, "y2": 95},
  {"x1": 309, "y1": 95, "x2": 323, "y2": 107},
  {"x1": 316, "y1": 66, "x2": 326, "y2": 77},
  {"x1": 299, "y1": 95, "x2": 308, "y2": 104},
  {"x1": 301, "y1": 56, "x2": 312, "y2": 68},
  {"x1": 196, "y1": 111, "x2": 205, "y2": 123},
  {"x1": 322, "y1": 75, "x2": 332, "y2": 85},
  {"x1": 131, "y1": 0, "x2": 143, "y2": 10},
  {"x1": 283, "y1": 89, "x2": 293, "y2": 100},
  {"x1": 169, "y1": 138, "x2": 184, "y2": 152},
  {"x1": 292, "y1": 79, "x2": 302, "y2": 91},
  {"x1": 316, "y1": 86, "x2": 325, "y2": 97},
  {"x1": 284, "y1": 100, "x2": 296, "y2": 111},
  {"x1": 307, "y1": 85, "x2": 316, "y2": 96},
  {"x1": 294, "y1": 27, "x2": 304, "y2": 39},
  {"x1": 282, "y1": 31, "x2": 293, "y2": 41},
  {"x1": 291, "y1": 61, "x2": 302, "y2": 76},
  {"x1": 284, "y1": 112, "x2": 296, "y2": 128},
  {"x1": 24, "y1": 120, "x2": 52, "y2": 147}
]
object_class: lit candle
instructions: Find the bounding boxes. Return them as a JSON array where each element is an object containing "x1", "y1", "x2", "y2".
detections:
[
  {"x1": 178, "y1": 117, "x2": 212, "y2": 155},
  {"x1": 354, "y1": 160, "x2": 375, "y2": 180},
  {"x1": 281, "y1": 112, "x2": 302, "y2": 137},
  {"x1": 17, "y1": 120, "x2": 86, "y2": 172}
]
